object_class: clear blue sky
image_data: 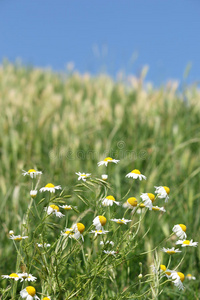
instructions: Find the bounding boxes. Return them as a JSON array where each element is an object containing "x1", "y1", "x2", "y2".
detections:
[{"x1": 0, "y1": 0, "x2": 200, "y2": 85}]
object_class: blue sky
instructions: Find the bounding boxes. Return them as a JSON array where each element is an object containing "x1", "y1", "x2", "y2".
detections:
[{"x1": 0, "y1": 0, "x2": 200, "y2": 85}]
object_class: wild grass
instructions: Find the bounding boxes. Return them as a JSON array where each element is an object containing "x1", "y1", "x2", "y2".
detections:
[{"x1": 0, "y1": 62, "x2": 199, "y2": 299}]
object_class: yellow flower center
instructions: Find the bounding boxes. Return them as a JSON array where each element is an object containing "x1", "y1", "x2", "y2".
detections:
[
  {"x1": 45, "y1": 183, "x2": 55, "y2": 188},
  {"x1": 81, "y1": 174, "x2": 86, "y2": 177},
  {"x1": 116, "y1": 219, "x2": 125, "y2": 224},
  {"x1": 106, "y1": 195, "x2": 115, "y2": 201},
  {"x1": 26, "y1": 286, "x2": 36, "y2": 296},
  {"x1": 104, "y1": 157, "x2": 113, "y2": 161},
  {"x1": 28, "y1": 169, "x2": 36, "y2": 173},
  {"x1": 179, "y1": 224, "x2": 187, "y2": 232},
  {"x1": 97, "y1": 230, "x2": 102, "y2": 233},
  {"x1": 65, "y1": 230, "x2": 73, "y2": 235},
  {"x1": 77, "y1": 223, "x2": 85, "y2": 233},
  {"x1": 152, "y1": 206, "x2": 160, "y2": 211},
  {"x1": 43, "y1": 298, "x2": 51, "y2": 300},
  {"x1": 166, "y1": 250, "x2": 176, "y2": 254},
  {"x1": 165, "y1": 271, "x2": 171, "y2": 276},
  {"x1": 139, "y1": 203, "x2": 146, "y2": 208},
  {"x1": 99, "y1": 216, "x2": 107, "y2": 226},
  {"x1": 64, "y1": 206, "x2": 72, "y2": 210},
  {"x1": 160, "y1": 265, "x2": 167, "y2": 272},
  {"x1": 177, "y1": 272, "x2": 185, "y2": 282},
  {"x1": 50, "y1": 205, "x2": 59, "y2": 211},
  {"x1": 183, "y1": 240, "x2": 190, "y2": 245},
  {"x1": 186, "y1": 274, "x2": 192, "y2": 278},
  {"x1": 163, "y1": 186, "x2": 170, "y2": 194},
  {"x1": 14, "y1": 237, "x2": 22, "y2": 241},
  {"x1": 131, "y1": 169, "x2": 141, "y2": 174},
  {"x1": 9, "y1": 273, "x2": 19, "y2": 278},
  {"x1": 147, "y1": 193, "x2": 155, "y2": 202},
  {"x1": 127, "y1": 197, "x2": 137, "y2": 207}
]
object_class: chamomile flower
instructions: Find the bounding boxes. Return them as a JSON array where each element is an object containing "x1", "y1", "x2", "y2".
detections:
[
  {"x1": 103, "y1": 250, "x2": 117, "y2": 257},
  {"x1": 59, "y1": 205, "x2": 72, "y2": 210},
  {"x1": 90, "y1": 230, "x2": 109, "y2": 237},
  {"x1": 36, "y1": 243, "x2": 50, "y2": 248},
  {"x1": 40, "y1": 183, "x2": 62, "y2": 193},
  {"x1": 72, "y1": 223, "x2": 85, "y2": 241},
  {"x1": 152, "y1": 206, "x2": 166, "y2": 212},
  {"x1": 62, "y1": 227, "x2": 74, "y2": 237},
  {"x1": 159, "y1": 265, "x2": 173, "y2": 278},
  {"x1": 75, "y1": 172, "x2": 91, "y2": 181},
  {"x1": 175, "y1": 239, "x2": 198, "y2": 247},
  {"x1": 171, "y1": 272, "x2": 185, "y2": 290},
  {"x1": 186, "y1": 274, "x2": 196, "y2": 280},
  {"x1": 162, "y1": 247, "x2": 181, "y2": 254},
  {"x1": 2, "y1": 273, "x2": 21, "y2": 281},
  {"x1": 30, "y1": 190, "x2": 37, "y2": 198},
  {"x1": 20, "y1": 286, "x2": 40, "y2": 299},
  {"x1": 93, "y1": 216, "x2": 107, "y2": 230},
  {"x1": 45, "y1": 205, "x2": 64, "y2": 218},
  {"x1": 97, "y1": 157, "x2": 120, "y2": 167},
  {"x1": 172, "y1": 224, "x2": 187, "y2": 240},
  {"x1": 102, "y1": 195, "x2": 120, "y2": 206},
  {"x1": 110, "y1": 218, "x2": 131, "y2": 225},
  {"x1": 100, "y1": 241, "x2": 114, "y2": 246},
  {"x1": 22, "y1": 169, "x2": 42, "y2": 178},
  {"x1": 123, "y1": 197, "x2": 138, "y2": 209},
  {"x1": 125, "y1": 169, "x2": 146, "y2": 181},
  {"x1": 140, "y1": 193, "x2": 155, "y2": 210},
  {"x1": 101, "y1": 174, "x2": 108, "y2": 180},
  {"x1": 9, "y1": 235, "x2": 28, "y2": 241},
  {"x1": 154, "y1": 186, "x2": 170, "y2": 202},
  {"x1": 18, "y1": 273, "x2": 37, "y2": 282}
]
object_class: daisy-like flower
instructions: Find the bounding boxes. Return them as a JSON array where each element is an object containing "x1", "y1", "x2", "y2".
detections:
[
  {"x1": 100, "y1": 241, "x2": 114, "y2": 246},
  {"x1": 97, "y1": 157, "x2": 120, "y2": 167},
  {"x1": 152, "y1": 206, "x2": 166, "y2": 212},
  {"x1": 36, "y1": 243, "x2": 50, "y2": 248},
  {"x1": 20, "y1": 286, "x2": 40, "y2": 299},
  {"x1": 186, "y1": 273, "x2": 196, "y2": 280},
  {"x1": 45, "y1": 205, "x2": 64, "y2": 218},
  {"x1": 162, "y1": 247, "x2": 181, "y2": 254},
  {"x1": 18, "y1": 273, "x2": 37, "y2": 282},
  {"x1": 72, "y1": 223, "x2": 85, "y2": 241},
  {"x1": 175, "y1": 239, "x2": 198, "y2": 247},
  {"x1": 2, "y1": 273, "x2": 21, "y2": 281},
  {"x1": 171, "y1": 272, "x2": 185, "y2": 290},
  {"x1": 124, "y1": 197, "x2": 138, "y2": 209},
  {"x1": 172, "y1": 224, "x2": 187, "y2": 240},
  {"x1": 90, "y1": 229, "x2": 109, "y2": 237},
  {"x1": 103, "y1": 250, "x2": 117, "y2": 257},
  {"x1": 140, "y1": 193, "x2": 155, "y2": 210},
  {"x1": 40, "y1": 183, "x2": 62, "y2": 193},
  {"x1": 22, "y1": 169, "x2": 42, "y2": 178},
  {"x1": 125, "y1": 169, "x2": 146, "y2": 181},
  {"x1": 110, "y1": 218, "x2": 131, "y2": 225},
  {"x1": 30, "y1": 190, "x2": 37, "y2": 198},
  {"x1": 62, "y1": 227, "x2": 74, "y2": 237},
  {"x1": 59, "y1": 205, "x2": 72, "y2": 210},
  {"x1": 102, "y1": 195, "x2": 120, "y2": 207},
  {"x1": 159, "y1": 265, "x2": 173, "y2": 278},
  {"x1": 75, "y1": 172, "x2": 91, "y2": 182},
  {"x1": 101, "y1": 174, "x2": 108, "y2": 180},
  {"x1": 93, "y1": 215, "x2": 107, "y2": 230},
  {"x1": 9, "y1": 235, "x2": 28, "y2": 241},
  {"x1": 155, "y1": 186, "x2": 170, "y2": 202}
]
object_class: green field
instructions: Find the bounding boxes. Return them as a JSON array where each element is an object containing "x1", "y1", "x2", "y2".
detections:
[{"x1": 0, "y1": 62, "x2": 199, "y2": 299}]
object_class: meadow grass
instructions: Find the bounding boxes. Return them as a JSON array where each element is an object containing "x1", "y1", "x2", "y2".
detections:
[{"x1": 0, "y1": 62, "x2": 199, "y2": 299}]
